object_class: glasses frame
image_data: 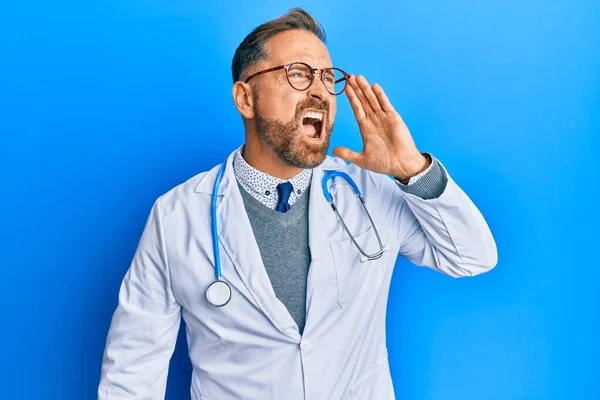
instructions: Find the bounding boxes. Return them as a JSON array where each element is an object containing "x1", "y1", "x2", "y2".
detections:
[{"x1": 243, "y1": 62, "x2": 349, "y2": 95}]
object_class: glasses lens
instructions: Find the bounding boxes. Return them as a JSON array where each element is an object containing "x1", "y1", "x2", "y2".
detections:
[
  {"x1": 323, "y1": 68, "x2": 348, "y2": 95},
  {"x1": 287, "y1": 63, "x2": 313, "y2": 90}
]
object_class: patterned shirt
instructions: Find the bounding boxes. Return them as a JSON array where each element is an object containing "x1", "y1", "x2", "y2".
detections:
[{"x1": 233, "y1": 145, "x2": 312, "y2": 210}]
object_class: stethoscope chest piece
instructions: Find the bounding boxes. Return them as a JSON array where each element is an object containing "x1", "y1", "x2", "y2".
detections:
[{"x1": 206, "y1": 280, "x2": 232, "y2": 307}]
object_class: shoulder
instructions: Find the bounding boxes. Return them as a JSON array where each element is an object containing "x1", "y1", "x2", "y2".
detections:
[
  {"x1": 320, "y1": 155, "x2": 392, "y2": 194},
  {"x1": 154, "y1": 163, "x2": 221, "y2": 217},
  {"x1": 320, "y1": 155, "x2": 407, "y2": 218}
]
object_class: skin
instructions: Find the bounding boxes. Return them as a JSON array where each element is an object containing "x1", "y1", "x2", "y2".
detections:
[{"x1": 232, "y1": 29, "x2": 429, "y2": 181}]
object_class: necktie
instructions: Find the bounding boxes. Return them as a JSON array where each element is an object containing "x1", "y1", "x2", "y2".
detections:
[{"x1": 275, "y1": 182, "x2": 294, "y2": 213}]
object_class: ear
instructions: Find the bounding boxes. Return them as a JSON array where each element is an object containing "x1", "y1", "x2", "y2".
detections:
[{"x1": 232, "y1": 81, "x2": 255, "y2": 119}]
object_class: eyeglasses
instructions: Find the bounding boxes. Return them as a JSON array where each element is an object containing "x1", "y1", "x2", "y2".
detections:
[{"x1": 244, "y1": 62, "x2": 349, "y2": 95}]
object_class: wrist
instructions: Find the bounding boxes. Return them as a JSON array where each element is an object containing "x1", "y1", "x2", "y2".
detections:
[{"x1": 394, "y1": 153, "x2": 431, "y2": 183}]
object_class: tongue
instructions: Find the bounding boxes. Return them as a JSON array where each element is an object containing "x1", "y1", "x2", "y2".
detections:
[{"x1": 302, "y1": 123, "x2": 317, "y2": 137}]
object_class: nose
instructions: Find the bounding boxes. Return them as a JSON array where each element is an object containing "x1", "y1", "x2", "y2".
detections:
[{"x1": 306, "y1": 71, "x2": 329, "y2": 100}]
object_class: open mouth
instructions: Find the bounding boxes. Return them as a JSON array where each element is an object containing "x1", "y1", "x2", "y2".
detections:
[{"x1": 301, "y1": 110, "x2": 324, "y2": 139}]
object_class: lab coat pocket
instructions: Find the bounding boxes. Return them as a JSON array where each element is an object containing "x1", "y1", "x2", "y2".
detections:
[
  {"x1": 348, "y1": 352, "x2": 391, "y2": 399},
  {"x1": 330, "y1": 225, "x2": 388, "y2": 308}
]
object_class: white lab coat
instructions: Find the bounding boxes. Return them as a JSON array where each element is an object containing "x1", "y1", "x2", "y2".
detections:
[{"x1": 98, "y1": 148, "x2": 497, "y2": 400}]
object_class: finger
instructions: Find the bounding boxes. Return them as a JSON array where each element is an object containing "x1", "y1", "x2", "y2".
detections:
[
  {"x1": 333, "y1": 146, "x2": 363, "y2": 166},
  {"x1": 344, "y1": 80, "x2": 366, "y2": 121},
  {"x1": 372, "y1": 83, "x2": 395, "y2": 113},
  {"x1": 356, "y1": 75, "x2": 383, "y2": 114},
  {"x1": 349, "y1": 75, "x2": 374, "y2": 116}
]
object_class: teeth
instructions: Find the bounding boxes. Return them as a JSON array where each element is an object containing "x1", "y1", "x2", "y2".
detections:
[{"x1": 304, "y1": 111, "x2": 323, "y2": 121}]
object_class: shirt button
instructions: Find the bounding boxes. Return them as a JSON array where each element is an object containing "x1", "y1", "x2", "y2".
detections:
[
  {"x1": 265, "y1": 190, "x2": 270, "y2": 196},
  {"x1": 297, "y1": 190, "x2": 301, "y2": 194}
]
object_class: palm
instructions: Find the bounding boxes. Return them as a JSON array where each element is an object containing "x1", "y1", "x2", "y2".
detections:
[{"x1": 333, "y1": 75, "x2": 421, "y2": 177}]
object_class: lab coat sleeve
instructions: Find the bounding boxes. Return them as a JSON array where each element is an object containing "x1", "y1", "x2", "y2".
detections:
[
  {"x1": 98, "y1": 199, "x2": 181, "y2": 399},
  {"x1": 387, "y1": 156, "x2": 498, "y2": 277}
]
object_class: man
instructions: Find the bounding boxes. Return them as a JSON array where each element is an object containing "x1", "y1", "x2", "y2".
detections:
[{"x1": 98, "y1": 8, "x2": 497, "y2": 400}]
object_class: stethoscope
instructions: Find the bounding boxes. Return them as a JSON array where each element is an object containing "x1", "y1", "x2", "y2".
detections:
[{"x1": 205, "y1": 162, "x2": 387, "y2": 307}]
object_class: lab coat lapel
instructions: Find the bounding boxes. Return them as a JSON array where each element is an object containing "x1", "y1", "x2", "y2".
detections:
[
  {"x1": 308, "y1": 157, "x2": 351, "y2": 259},
  {"x1": 208, "y1": 150, "x2": 300, "y2": 339},
  {"x1": 307, "y1": 164, "x2": 338, "y2": 260},
  {"x1": 304, "y1": 159, "x2": 346, "y2": 319}
]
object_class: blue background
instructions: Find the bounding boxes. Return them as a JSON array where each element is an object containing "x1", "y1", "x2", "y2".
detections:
[{"x1": 1, "y1": 1, "x2": 598, "y2": 399}]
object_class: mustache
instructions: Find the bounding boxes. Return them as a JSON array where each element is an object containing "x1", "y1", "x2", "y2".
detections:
[{"x1": 294, "y1": 99, "x2": 330, "y2": 119}]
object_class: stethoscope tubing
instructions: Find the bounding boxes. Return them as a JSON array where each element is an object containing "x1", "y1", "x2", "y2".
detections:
[
  {"x1": 322, "y1": 171, "x2": 386, "y2": 261},
  {"x1": 207, "y1": 162, "x2": 386, "y2": 307},
  {"x1": 211, "y1": 161, "x2": 228, "y2": 281}
]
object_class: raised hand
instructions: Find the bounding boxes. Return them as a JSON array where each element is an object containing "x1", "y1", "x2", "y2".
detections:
[{"x1": 333, "y1": 75, "x2": 429, "y2": 180}]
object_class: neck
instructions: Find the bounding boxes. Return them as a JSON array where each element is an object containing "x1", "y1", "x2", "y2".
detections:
[{"x1": 242, "y1": 137, "x2": 303, "y2": 180}]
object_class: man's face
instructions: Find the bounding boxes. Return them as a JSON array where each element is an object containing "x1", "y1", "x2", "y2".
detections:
[{"x1": 250, "y1": 30, "x2": 337, "y2": 169}]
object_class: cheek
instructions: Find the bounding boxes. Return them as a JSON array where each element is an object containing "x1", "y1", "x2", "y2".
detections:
[
  {"x1": 329, "y1": 99, "x2": 337, "y2": 125},
  {"x1": 271, "y1": 78, "x2": 301, "y2": 119},
  {"x1": 259, "y1": 90, "x2": 301, "y2": 120},
  {"x1": 276, "y1": 93, "x2": 305, "y2": 122}
]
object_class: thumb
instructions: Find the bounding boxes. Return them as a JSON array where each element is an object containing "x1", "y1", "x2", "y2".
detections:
[{"x1": 333, "y1": 146, "x2": 362, "y2": 165}]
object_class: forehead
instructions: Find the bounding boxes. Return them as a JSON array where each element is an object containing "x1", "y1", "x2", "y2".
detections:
[{"x1": 264, "y1": 29, "x2": 332, "y2": 69}]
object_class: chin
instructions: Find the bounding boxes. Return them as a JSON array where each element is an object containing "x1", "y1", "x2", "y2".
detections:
[
  {"x1": 297, "y1": 154, "x2": 327, "y2": 169},
  {"x1": 286, "y1": 139, "x2": 330, "y2": 169}
]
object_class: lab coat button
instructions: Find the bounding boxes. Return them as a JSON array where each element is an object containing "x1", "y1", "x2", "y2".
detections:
[{"x1": 300, "y1": 340, "x2": 311, "y2": 351}]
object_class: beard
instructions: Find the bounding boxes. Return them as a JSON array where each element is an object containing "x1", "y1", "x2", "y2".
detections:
[{"x1": 254, "y1": 96, "x2": 334, "y2": 169}]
